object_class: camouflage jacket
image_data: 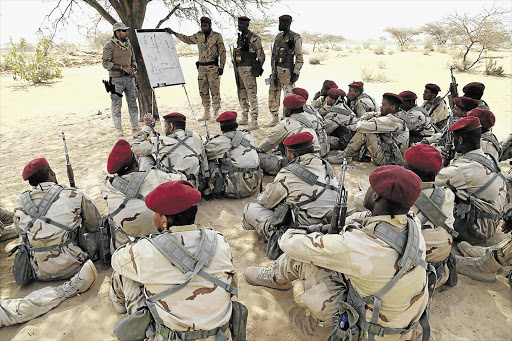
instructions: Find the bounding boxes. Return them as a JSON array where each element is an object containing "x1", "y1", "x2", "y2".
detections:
[
  {"x1": 175, "y1": 31, "x2": 226, "y2": 68},
  {"x1": 13, "y1": 182, "x2": 102, "y2": 280},
  {"x1": 323, "y1": 102, "x2": 356, "y2": 134},
  {"x1": 480, "y1": 132, "x2": 501, "y2": 161},
  {"x1": 421, "y1": 97, "x2": 449, "y2": 125},
  {"x1": 279, "y1": 214, "x2": 428, "y2": 340},
  {"x1": 405, "y1": 106, "x2": 434, "y2": 138},
  {"x1": 349, "y1": 93, "x2": 377, "y2": 118},
  {"x1": 111, "y1": 225, "x2": 237, "y2": 332},
  {"x1": 272, "y1": 31, "x2": 304, "y2": 74}
]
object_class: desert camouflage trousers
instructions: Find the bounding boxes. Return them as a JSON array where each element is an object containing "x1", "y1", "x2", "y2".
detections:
[
  {"x1": 198, "y1": 65, "x2": 221, "y2": 115},
  {"x1": 111, "y1": 76, "x2": 139, "y2": 130},
  {"x1": 268, "y1": 67, "x2": 295, "y2": 116},
  {"x1": 496, "y1": 238, "x2": 512, "y2": 266},
  {"x1": 237, "y1": 66, "x2": 259, "y2": 119},
  {"x1": 345, "y1": 131, "x2": 404, "y2": 166},
  {"x1": 258, "y1": 152, "x2": 286, "y2": 175}
]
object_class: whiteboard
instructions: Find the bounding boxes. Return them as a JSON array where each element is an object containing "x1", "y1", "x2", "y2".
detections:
[{"x1": 135, "y1": 29, "x2": 185, "y2": 88}]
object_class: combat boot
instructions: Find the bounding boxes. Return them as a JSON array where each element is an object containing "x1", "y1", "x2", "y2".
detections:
[
  {"x1": 458, "y1": 239, "x2": 509, "y2": 258},
  {"x1": 456, "y1": 252, "x2": 503, "y2": 282},
  {"x1": 0, "y1": 224, "x2": 18, "y2": 242},
  {"x1": 238, "y1": 112, "x2": 249, "y2": 125},
  {"x1": 245, "y1": 266, "x2": 292, "y2": 290},
  {"x1": 247, "y1": 119, "x2": 259, "y2": 131},
  {"x1": 325, "y1": 150, "x2": 352, "y2": 165},
  {"x1": 198, "y1": 110, "x2": 211, "y2": 122},
  {"x1": 56, "y1": 260, "x2": 97, "y2": 298},
  {"x1": 116, "y1": 129, "x2": 124, "y2": 137},
  {"x1": 264, "y1": 115, "x2": 280, "y2": 128},
  {"x1": 212, "y1": 110, "x2": 220, "y2": 121}
]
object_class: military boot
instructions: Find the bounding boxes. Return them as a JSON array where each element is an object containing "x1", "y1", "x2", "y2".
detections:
[
  {"x1": 116, "y1": 129, "x2": 124, "y2": 137},
  {"x1": 238, "y1": 112, "x2": 249, "y2": 125},
  {"x1": 458, "y1": 239, "x2": 509, "y2": 258},
  {"x1": 56, "y1": 260, "x2": 97, "y2": 298},
  {"x1": 212, "y1": 110, "x2": 220, "y2": 121},
  {"x1": 456, "y1": 252, "x2": 503, "y2": 282},
  {"x1": 264, "y1": 114, "x2": 280, "y2": 128},
  {"x1": 325, "y1": 150, "x2": 352, "y2": 165},
  {"x1": 0, "y1": 224, "x2": 18, "y2": 242},
  {"x1": 247, "y1": 119, "x2": 259, "y2": 131},
  {"x1": 198, "y1": 109, "x2": 211, "y2": 122},
  {"x1": 244, "y1": 266, "x2": 292, "y2": 290}
]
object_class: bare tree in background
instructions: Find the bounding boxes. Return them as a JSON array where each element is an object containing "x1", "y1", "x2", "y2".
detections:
[
  {"x1": 384, "y1": 27, "x2": 419, "y2": 51},
  {"x1": 422, "y1": 21, "x2": 452, "y2": 47},
  {"x1": 43, "y1": 0, "x2": 277, "y2": 120}
]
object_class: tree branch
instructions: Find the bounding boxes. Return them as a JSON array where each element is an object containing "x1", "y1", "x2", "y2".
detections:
[
  {"x1": 84, "y1": 0, "x2": 117, "y2": 24},
  {"x1": 155, "y1": 4, "x2": 181, "y2": 28}
]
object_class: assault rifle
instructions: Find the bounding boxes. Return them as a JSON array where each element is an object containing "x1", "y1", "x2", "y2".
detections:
[
  {"x1": 328, "y1": 159, "x2": 354, "y2": 234},
  {"x1": 102, "y1": 78, "x2": 123, "y2": 98},
  {"x1": 443, "y1": 108, "x2": 455, "y2": 167},
  {"x1": 270, "y1": 42, "x2": 278, "y2": 86},
  {"x1": 230, "y1": 45, "x2": 241, "y2": 89},
  {"x1": 448, "y1": 66, "x2": 458, "y2": 110},
  {"x1": 61, "y1": 132, "x2": 75, "y2": 187},
  {"x1": 149, "y1": 121, "x2": 162, "y2": 170}
]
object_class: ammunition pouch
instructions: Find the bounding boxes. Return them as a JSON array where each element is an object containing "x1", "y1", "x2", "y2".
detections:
[
  {"x1": 326, "y1": 301, "x2": 361, "y2": 341},
  {"x1": 113, "y1": 306, "x2": 152, "y2": 341},
  {"x1": 277, "y1": 47, "x2": 286, "y2": 64},
  {"x1": 251, "y1": 60, "x2": 263, "y2": 77},
  {"x1": 102, "y1": 78, "x2": 123, "y2": 98},
  {"x1": 230, "y1": 301, "x2": 248, "y2": 341},
  {"x1": 209, "y1": 161, "x2": 225, "y2": 196},
  {"x1": 453, "y1": 199, "x2": 477, "y2": 243},
  {"x1": 270, "y1": 202, "x2": 297, "y2": 229},
  {"x1": 234, "y1": 47, "x2": 243, "y2": 64},
  {"x1": 267, "y1": 202, "x2": 299, "y2": 260},
  {"x1": 10, "y1": 243, "x2": 36, "y2": 286}
]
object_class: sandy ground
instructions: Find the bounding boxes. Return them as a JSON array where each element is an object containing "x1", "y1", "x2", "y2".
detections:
[{"x1": 1, "y1": 50, "x2": 511, "y2": 340}]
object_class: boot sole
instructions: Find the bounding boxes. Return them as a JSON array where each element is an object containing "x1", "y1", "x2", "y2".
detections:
[{"x1": 245, "y1": 275, "x2": 292, "y2": 291}]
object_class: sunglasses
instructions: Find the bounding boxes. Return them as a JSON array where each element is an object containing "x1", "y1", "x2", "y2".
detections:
[{"x1": 119, "y1": 29, "x2": 128, "y2": 32}]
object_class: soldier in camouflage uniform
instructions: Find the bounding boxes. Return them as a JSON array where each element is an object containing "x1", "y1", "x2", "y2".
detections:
[
  {"x1": 0, "y1": 207, "x2": 17, "y2": 242},
  {"x1": 322, "y1": 88, "x2": 356, "y2": 152},
  {"x1": 399, "y1": 91, "x2": 434, "y2": 145},
  {"x1": 463, "y1": 82, "x2": 490, "y2": 110},
  {"x1": 346, "y1": 81, "x2": 377, "y2": 118},
  {"x1": 234, "y1": 16, "x2": 265, "y2": 131},
  {"x1": 131, "y1": 113, "x2": 210, "y2": 195},
  {"x1": 205, "y1": 111, "x2": 262, "y2": 198},
  {"x1": 257, "y1": 95, "x2": 320, "y2": 175},
  {"x1": 245, "y1": 166, "x2": 429, "y2": 341},
  {"x1": 101, "y1": 140, "x2": 186, "y2": 253},
  {"x1": 467, "y1": 108, "x2": 501, "y2": 160},
  {"x1": 421, "y1": 83, "x2": 449, "y2": 131},
  {"x1": 12, "y1": 158, "x2": 102, "y2": 281},
  {"x1": 310, "y1": 80, "x2": 338, "y2": 114},
  {"x1": 435, "y1": 117, "x2": 508, "y2": 244},
  {"x1": 102, "y1": 22, "x2": 140, "y2": 137},
  {"x1": 242, "y1": 132, "x2": 337, "y2": 242},
  {"x1": 327, "y1": 93, "x2": 410, "y2": 166},
  {"x1": 267, "y1": 14, "x2": 304, "y2": 127},
  {"x1": 167, "y1": 17, "x2": 226, "y2": 121},
  {"x1": 110, "y1": 180, "x2": 236, "y2": 340}
]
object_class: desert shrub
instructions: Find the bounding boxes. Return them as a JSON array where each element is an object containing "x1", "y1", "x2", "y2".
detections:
[
  {"x1": 361, "y1": 67, "x2": 389, "y2": 83},
  {"x1": 388, "y1": 49, "x2": 395, "y2": 55},
  {"x1": 424, "y1": 37, "x2": 435, "y2": 51},
  {"x1": 438, "y1": 46, "x2": 447, "y2": 54},
  {"x1": 485, "y1": 58, "x2": 505, "y2": 76},
  {"x1": 5, "y1": 38, "x2": 62, "y2": 83},
  {"x1": 354, "y1": 46, "x2": 362, "y2": 51},
  {"x1": 373, "y1": 45, "x2": 385, "y2": 55},
  {"x1": 309, "y1": 53, "x2": 327, "y2": 65},
  {"x1": 87, "y1": 30, "x2": 112, "y2": 52},
  {"x1": 332, "y1": 45, "x2": 343, "y2": 51},
  {"x1": 362, "y1": 41, "x2": 371, "y2": 49},
  {"x1": 377, "y1": 59, "x2": 386, "y2": 69},
  {"x1": 176, "y1": 43, "x2": 197, "y2": 57},
  {"x1": 423, "y1": 49, "x2": 430, "y2": 55}
]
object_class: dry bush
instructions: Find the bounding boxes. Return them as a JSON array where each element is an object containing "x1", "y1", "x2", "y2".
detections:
[
  {"x1": 485, "y1": 58, "x2": 505, "y2": 76},
  {"x1": 438, "y1": 46, "x2": 447, "y2": 54},
  {"x1": 361, "y1": 67, "x2": 389, "y2": 83},
  {"x1": 423, "y1": 49, "x2": 430, "y2": 55},
  {"x1": 309, "y1": 53, "x2": 327, "y2": 65},
  {"x1": 332, "y1": 45, "x2": 343, "y2": 51},
  {"x1": 377, "y1": 60, "x2": 386, "y2": 69},
  {"x1": 362, "y1": 41, "x2": 371, "y2": 49},
  {"x1": 176, "y1": 44, "x2": 197, "y2": 57},
  {"x1": 388, "y1": 49, "x2": 395, "y2": 55},
  {"x1": 373, "y1": 45, "x2": 385, "y2": 55}
]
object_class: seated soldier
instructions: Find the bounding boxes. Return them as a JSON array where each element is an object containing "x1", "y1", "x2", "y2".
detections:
[
  {"x1": 292, "y1": 87, "x2": 330, "y2": 158},
  {"x1": 245, "y1": 166, "x2": 430, "y2": 341},
  {"x1": 12, "y1": 158, "x2": 102, "y2": 281},
  {"x1": 346, "y1": 81, "x2": 377, "y2": 118},
  {"x1": 463, "y1": 82, "x2": 490, "y2": 109},
  {"x1": 205, "y1": 111, "x2": 262, "y2": 198},
  {"x1": 467, "y1": 108, "x2": 501, "y2": 161},
  {"x1": 327, "y1": 93, "x2": 410, "y2": 166},
  {"x1": 399, "y1": 90, "x2": 434, "y2": 145},
  {"x1": 435, "y1": 117, "x2": 508, "y2": 244},
  {"x1": 421, "y1": 83, "x2": 449, "y2": 131},
  {"x1": 101, "y1": 139, "x2": 186, "y2": 252},
  {"x1": 110, "y1": 180, "x2": 238, "y2": 340},
  {"x1": 243, "y1": 132, "x2": 337, "y2": 243},
  {"x1": 131, "y1": 113, "x2": 210, "y2": 194},
  {"x1": 404, "y1": 145, "x2": 458, "y2": 288},
  {"x1": 310, "y1": 80, "x2": 338, "y2": 111},
  {"x1": 258, "y1": 95, "x2": 320, "y2": 175},
  {"x1": 323, "y1": 88, "x2": 357, "y2": 152}
]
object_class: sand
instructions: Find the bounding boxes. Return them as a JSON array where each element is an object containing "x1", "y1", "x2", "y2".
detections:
[{"x1": 1, "y1": 49, "x2": 511, "y2": 340}]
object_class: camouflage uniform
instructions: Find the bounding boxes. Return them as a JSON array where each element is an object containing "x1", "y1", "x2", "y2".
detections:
[
  {"x1": 405, "y1": 106, "x2": 434, "y2": 145},
  {"x1": 205, "y1": 130, "x2": 262, "y2": 198},
  {"x1": 110, "y1": 225, "x2": 236, "y2": 340},
  {"x1": 435, "y1": 148, "x2": 508, "y2": 244},
  {"x1": 13, "y1": 183, "x2": 102, "y2": 280},
  {"x1": 0, "y1": 207, "x2": 17, "y2": 242},
  {"x1": 349, "y1": 93, "x2": 377, "y2": 118},
  {"x1": 242, "y1": 153, "x2": 337, "y2": 240},
  {"x1": 131, "y1": 126, "x2": 209, "y2": 192},
  {"x1": 174, "y1": 31, "x2": 226, "y2": 116},
  {"x1": 421, "y1": 97, "x2": 449, "y2": 130},
  {"x1": 302, "y1": 105, "x2": 330, "y2": 157},
  {"x1": 271, "y1": 214, "x2": 429, "y2": 340},
  {"x1": 102, "y1": 38, "x2": 139, "y2": 131},
  {"x1": 100, "y1": 168, "x2": 186, "y2": 251},
  {"x1": 235, "y1": 30, "x2": 265, "y2": 121},
  {"x1": 269, "y1": 31, "x2": 303, "y2": 116},
  {"x1": 480, "y1": 131, "x2": 501, "y2": 161},
  {"x1": 323, "y1": 102, "x2": 356, "y2": 151},
  {"x1": 344, "y1": 111, "x2": 410, "y2": 166},
  {"x1": 257, "y1": 114, "x2": 320, "y2": 175}
]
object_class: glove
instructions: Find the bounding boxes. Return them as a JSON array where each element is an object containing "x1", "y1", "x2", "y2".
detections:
[
  {"x1": 218, "y1": 68, "x2": 224, "y2": 76},
  {"x1": 313, "y1": 91, "x2": 321, "y2": 100},
  {"x1": 290, "y1": 73, "x2": 299, "y2": 84}
]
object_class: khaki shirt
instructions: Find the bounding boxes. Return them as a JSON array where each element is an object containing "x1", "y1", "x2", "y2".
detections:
[
  {"x1": 258, "y1": 153, "x2": 337, "y2": 225},
  {"x1": 279, "y1": 214, "x2": 428, "y2": 341},
  {"x1": 422, "y1": 97, "x2": 449, "y2": 125},
  {"x1": 111, "y1": 225, "x2": 236, "y2": 332},
  {"x1": 481, "y1": 132, "x2": 501, "y2": 161},
  {"x1": 405, "y1": 106, "x2": 434, "y2": 138},
  {"x1": 13, "y1": 182, "x2": 102, "y2": 280},
  {"x1": 350, "y1": 93, "x2": 377, "y2": 118},
  {"x1": 175, "y1": 31, "x2": 226, "y2": 68}
]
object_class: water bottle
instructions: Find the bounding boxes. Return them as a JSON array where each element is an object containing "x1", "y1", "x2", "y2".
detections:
[{"x1": 339, "y1": 312, "x2": 349, "y2": 330}]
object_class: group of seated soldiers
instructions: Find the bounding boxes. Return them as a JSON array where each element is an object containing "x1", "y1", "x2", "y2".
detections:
[{"x1": 1, "y1": 78, "x2": 511, "y2": 341}]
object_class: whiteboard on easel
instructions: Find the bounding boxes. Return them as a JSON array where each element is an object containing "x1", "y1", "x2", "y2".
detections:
[{"x1": 135, "y1": 29, "x2": 185, "y2": 88}]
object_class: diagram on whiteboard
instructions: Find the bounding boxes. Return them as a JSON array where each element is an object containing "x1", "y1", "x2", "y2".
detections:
[{"x1": 136, "y1": 29, "x2": 185, "y2": 88}]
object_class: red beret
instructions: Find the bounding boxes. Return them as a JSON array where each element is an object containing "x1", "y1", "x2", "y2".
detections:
[
  {"x1": 449, "y1": 116, "x2": 481, "y2": 133},
  {"x1": 327, "y1": 88, "x2": 346, "y2": 99},
  {"x1": 453, "y1": 97, "x2": 479, "y2": 112},
  {"x1": 383, "y1": 92, "x2": 403, "y2": 105},
  {"x1": 292, "y1": 88, "x2": 309, "y2": 101},
  {"x1": 462, "y1": 82, "x2": 485, "y2": 99},
  {"x1": 145, "y1": 180, "x2": 201, "y2": 216},
  {"x1": 369, "y1": 166, "x2": 422, "y2": 207},
  {"x1": 425, "y1": 83, "x2": 441, "y2": 94},
  {"x1": 107, "y1": 140, "x2": 133, "y2": 174},
  {"x1": 238, "y1": 16, "x2": 251, "y2": 22},
  {"x1": 399, "y1": 91, "x2": 417, "y2": 101},
  {"x1": 348, "y1": 81, "x2": 364, "y2": 88},
  {"x1": 163, "y1": 112, "x2": 186, "y2": 122},
  {"x1": 200, "y1": 16, "x2": 212, "y2": 25},
  {"x1": 323, "y1": 80, "x2": 338, "y2": 89},
  {"x1": 279, "y1": 14, "x2": 292, "y2": 22},
  {"x1": 283, "y1": 132, "x2": 314, "y2": 151},
  {"x1": 22, "y1": 158, "x2": 50, "y2": 181},
  {"x1": 216, "y1": 111, "x2": 237, "y2": 124},
  {"x1": 405, "y1": 144, "x2": 442, "y2": 174},
  {"x1": 283, "y1": 94, "x2": 306, "y2": 110},
  {"x1": 467, "y1": 108, "x2": 495, "y2": 131}
]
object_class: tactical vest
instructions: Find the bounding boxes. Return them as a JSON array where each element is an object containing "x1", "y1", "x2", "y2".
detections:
[
  {"x1": 426, "y1": 97, "x2": 444, "y2": 117},
  {"x1": 303, "y1": 106, "x2": 330, "y2": 157},
  {"x1": 351, "y1": 93, "x2": 376, "y2": 113},
  {"x1": 274, "y1": 31, "x2": 299, "y2": 70},
  {"x1": 109, "y1": 39, "x2": 133, "y2": 78},
  {"x1": 481, "y1": 133, "x2": 502, "y2": 159},
  {"x1": 235, "y1": 31, "x2": 257, "y2": 67},
  {"x1": 377, "y1": 112, "x2": 409, "y2": 165},
  {"x1": 415, "y1": 184, "x2": 458, "y2": 237}
]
